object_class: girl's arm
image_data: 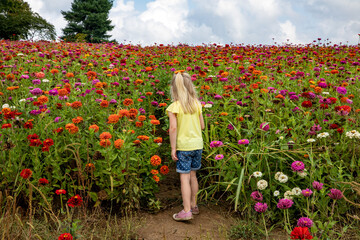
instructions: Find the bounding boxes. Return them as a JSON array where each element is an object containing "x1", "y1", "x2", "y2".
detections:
[
  {"x1": 199, "y1": 112, "x2": 205, "y2": 130},
  {"x1": 168, "y1": 111, "x2": 178, "y2": 161}
]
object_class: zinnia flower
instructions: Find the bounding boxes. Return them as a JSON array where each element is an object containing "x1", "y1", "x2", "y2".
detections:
[
  {"x1": 328, "y1": 188, "x2": 343, "y2": 200},
  {"x1": 291, "y1": 161, "x2": 305, "y2": 172},
  {"x1": 67, "y1": 194, "x2": 83, "y2": 207},
  {"x1": 277, "y1": 198, "x2": 294, "y2": 209},
  {"x1": 250, "y1": 191, "x2": 263, "y2": 202},
  {"x1": 254, "y1": 202, "x2": 268, "y2": 213},
  {"x1": 58, "y1": 233, "x2": 73, "y2": 240},
  {"x1": 257, "y1": 180, "x2": 268, "y2": 190},
  {"x1": 209, "y1": 141, "x2": 223, "y2": 148},
  {"x1": 55, "y1": 189, "x2": 66, "y2": 195},
  {"x1": 150, "y1": 155, "x2": 161, "y2": 166},
  {"x1": 160, "y1": 165, "x2": 169, "y2": 175},
  {"x1": 259, "y1": 122, "x2": 270, "y2": 131},
  {"x1": 312, "y1": 181, "x2": 323, "y2": 190},
  {"x1": 297, "y1": 217, "x2": 313, "y2": 228},
  {"x1": 290, "y1": 227, "x2": 313, "y2": 240},
  {"x1": 301, "y1": 188, "x2": 313, "y2": 197},
  {"x1": 20, "y1": 169, "x2": 32, "y2": 179},
  {"x1": 215, "y1": 154, "x2": 224, "y2": 160},
  {"x1": 238, "y1": 139, "x2": 249, "y2": 145}
]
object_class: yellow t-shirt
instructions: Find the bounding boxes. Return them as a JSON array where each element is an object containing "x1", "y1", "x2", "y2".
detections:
[{"x1": 166, "y1": 101, "x2": 203, "y2": 151}]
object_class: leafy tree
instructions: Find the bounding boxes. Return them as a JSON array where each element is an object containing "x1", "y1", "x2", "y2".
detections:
[
  {"x1": 61, "y1": 0, "x2": 114, "y2": 43},
  {"x1": 0, "y1": 0, "x2": 56, "y2": 40}
]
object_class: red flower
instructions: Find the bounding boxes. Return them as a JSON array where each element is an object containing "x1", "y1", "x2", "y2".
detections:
[
  {"x1": 30, "y1": 139, "x2": 42, "y2": 147},
  {"x1": 160, "y1": 165, "x2": 169, "y2": 175},
  {"x1": 328, "y1": 97, "x2": 337, "y2": 104},
  {"x1": 329, "y1": 123, "x2": 339, "y2": 129},
  {"x1": 39, "y1": 178, "x2": 49, "y2": 185},
  {"x1": 290, "y1": 227, "x2": 313, "y2": 240},
  {"x1": 337, "y1": 127, "x2": 344, "y2": 134},
  {"x1": 42, "y1": 146, "x2": 50, "y2": 152},
  {"x1": 27, "y1": 133, "x2": 39, "y2": 140},
  {"x1": 23, "y1": 121, "x2": 34, "y2": 129},
  {"x1": 301, "y1": 101, "x2": 312, "y2": 108},
  {"x1": 20, "y1": 169, "x2": 32, "y2": 179},
  {"x1": 67, "y1": 194, "x2": 83, "y2": 207},
  {"x1": 43, "y1": 138, "x2": 54, "y2": 147},
  {"x1": 55, "y1": 189, "x2": 66, "y2": 195},
  {"x1": 58, "y1": 233, "x2": 73, "y2": 240},
  {"x1": 1, "y1": 123, "x2": 11, "y2": 129}
]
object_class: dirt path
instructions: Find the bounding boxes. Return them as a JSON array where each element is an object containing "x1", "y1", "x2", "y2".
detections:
[{"x1": 137, "y1": 167, "x2": 234, "y2": 240}]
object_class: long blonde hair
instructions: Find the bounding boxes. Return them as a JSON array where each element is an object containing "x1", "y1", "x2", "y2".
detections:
[{"x1": 170, "y1": 72, "x2": 200, "y2": 114}]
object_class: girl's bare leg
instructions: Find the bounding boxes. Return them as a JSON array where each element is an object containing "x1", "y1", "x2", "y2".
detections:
[
  {"x1": 190, "y1": 170, "x2": 198, "y2": 208},
  {"x1": 180, "y1": 173, "x2": 191, "y2": 212}
]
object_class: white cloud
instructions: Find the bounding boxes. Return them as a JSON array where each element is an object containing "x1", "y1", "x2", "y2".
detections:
[{"x1": 24, "y1": 0, "x2": 360, "y2": 45}]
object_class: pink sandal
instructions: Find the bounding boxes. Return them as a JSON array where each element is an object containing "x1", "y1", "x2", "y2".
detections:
[{"x1": 173, "y1": 210, "x2": 193, "y2": 221}]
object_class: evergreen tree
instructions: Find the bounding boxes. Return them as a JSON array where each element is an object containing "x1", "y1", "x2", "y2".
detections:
[
  {"x1": 0, "y1": 0, "x2": 56, "y2": 40},
  {"x1": 61, "y1": 0, "x2": 114, "y2": 43}
]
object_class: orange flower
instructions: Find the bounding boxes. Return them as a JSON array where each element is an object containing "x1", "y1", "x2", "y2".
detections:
[
  {"x1": 137, "y1": 135, "x2": 149, "y2": 141},
  {"x1": 151, "y1": 169, "x2": 159, "y2": 175},
  {"x1": 149, "y1": 115, "x2": 157, "y2": 120},
  {"x1": 38, "y1": 95, "x2": 48, "y2": 104},
  {"x1": 71, "y1": 101, "x2": 82, "y2": 109},
  {"x1": 250, "y1": 83, "x2": 259, "y2": 89},
  {"x1": 330, "y1": 69, "x2": 339, "y2": 74},
  {"x1": 95, "y1": 82, "x2": 104, "y2": 89},
  {"x1": 135, "y1": 79, "x2": 143, "y2": 84},
  {"x1": 137, "y1": 98, "x2": 143, "y2": 102},
  {"x1": 119, "y1": 109, "x2": 130, "y2": 118},
  {"x1": 107, "y1": 114, "x2": 120, "y2": 124},
  {"x1": 160, "y1": 165, "x2": 169, "y2": 175},
  {"x1": 123, "y1": 98, "x2": 134, "y2": 106},
  {"x1": 50, "y1": 69, "x2": 59, "y2": 74},
  {"x1": 220, "y1": 71, "x2": 229, "y2": 77},
  {"x1": 275, "y1": 94, "x2": 285, "y2": 99},
  {"x1": 72, "y1": 116, "x2": 83, "y2": 124},
  {"x1": 66, "y1": 72, "x2": 74, "y2": 78},
  {"x1": 220, "y1": 112, "x2": 228, "y2": 116},
  {"x1": 152, "y1": 175, "x2": 160, "y2": 182},
  {"x1": 7, "y1": 86, "x2": 20, "y2": 91},
  {"x1": 145, "y1": 66, "x2": 153, "y2": 72},
  {"x1": 150, "y1": 155, "x2": 161, "y2": 166},
  {"x1": 340, "y1": 97, "x2": 348, "y2": 103},
  {"x1": 237, "y1": 116, "x2": 244, "y2": 121},
  {"x1": 154, "y1": 137, "x2": 162, "y2": 143},
  {"x1": 114, "y1": 139, "x2": 124, "y2": 149},
  {"x1": 159, "y1": 103, "x2": 167, "y2": 107},
  {"x1": 86, "y1": 71, "x2": 97, "y2": 80},
  {"x1": 150, "y1": 120, "x2": 160, "y2": 125},
  {"x1": 89, "y1": 124, "x2": 99, "y2": 132},
  {"x1": 138, "y1": 115, "x2": 146, "y2": 121},
  {"x1": 65, "y1": 123, "x2": 79, "y2": 134},
  {"x1": 145, "y1": 92, "x2": 153, "y2": 96},
  {"x1": 100, "y1": 100, "x2": 109, "y2": 108},
  {"x1": 100, "y1": 132, "x2": 112, "y2": 140},
  {"x1": 314, "y1": 87, "x2": 322, "y2": 93},
  {"x1": 58, "y1": 88, "x2": 68, "y2": 96},
  {"x1": 0, "y1": 92, "x2": 3, "y2": 96},
  {"x1": 260, "y1": 88, "x2": 269, "y2": 93},
  {"x1": 6, "y1": 74, "x2": 15, "y2": 81},
  {"x1": 135, "y1": 121, "x2": 143, "y2": 127},
  {"x1": 99, "y1": 139, "x2": 111, "y2": 148},
  {"x1": 199, "y1": 70, "x2": 206, "y2": 77},
  {"x1": 133, "y1": 139, "x2": 141, "y2": 145}
]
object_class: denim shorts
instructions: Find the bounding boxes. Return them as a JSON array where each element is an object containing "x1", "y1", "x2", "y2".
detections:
[{"x1": 176, "y1": 149, "x2": 203, "y2": 174}]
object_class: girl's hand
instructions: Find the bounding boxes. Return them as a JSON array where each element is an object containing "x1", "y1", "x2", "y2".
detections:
[{"x1": 171, "y1": 149, "x2": 178, "y2": 161}]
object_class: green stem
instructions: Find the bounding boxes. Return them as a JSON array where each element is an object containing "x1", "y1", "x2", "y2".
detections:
[{"x1": 262, "y1": 213, "x2": 269, "y2": 240}]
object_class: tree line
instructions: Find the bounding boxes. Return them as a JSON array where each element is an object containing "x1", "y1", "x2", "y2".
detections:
[{"x1": 0, "y1": 0, "x2": 115, "y2": 43}]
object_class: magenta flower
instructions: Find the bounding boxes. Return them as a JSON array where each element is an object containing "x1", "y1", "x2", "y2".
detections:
[
  {"x1": 238, "y1": 139, "x2": 249, "y2": 145},
  {"x1": 328, "y1": 189, "x2": 343, "y2": 200},
  {"x1": 312, "y1": 181, "x2": 323, "y2": 190},
  {"x1": 214, "y1": 154, "x2": 224, "y2": 160},
  {"x1": 254, "y1": 202, "x2": 268, "y2": 213},
  {"x1": 297, "y1": 217, "x2": 313, "y2": 228},
  {"x1": 301, "y1": 188, "x2": 313, "y2": 197},
  {"x1": 277, "y1": 198, "x2": 294, "y2": 209},
  {"x1": 291, "y1": 161, "x2": 305, "y2": 172},
  {"x1": 250, "y1": 191, "x2": 263, "y2": 202},
  {"x1": 210, "y1": 141, "x2": 223, "y2": 148},
  {"x1": 259, "y1": 122, "x2": 270, "y2": 131},
  {"x1": 336, "y1": 87, "x2": 347, "y2": 95}
]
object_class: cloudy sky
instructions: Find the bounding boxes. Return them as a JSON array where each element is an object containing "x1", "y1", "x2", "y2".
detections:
[{"x1": 26, "y1": 0, "x2": 360, "y2": 45}]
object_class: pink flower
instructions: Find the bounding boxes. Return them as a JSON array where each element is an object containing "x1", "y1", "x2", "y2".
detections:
[
  {"x1": 301, "y1": 188, "x2": 313, "y2": 197},
  {"x1": 250, "y1": 191, "x2": 263, "y2": 202},
  {"x1": 297, "y1": 217, "x2": 313, "y2": 228},
  {"x1": 277, "y1": 198, "x2": 294, "y2": 209},
  {"x1": 291, "y1": 161, "x2": 305, "y2": 172},
  {"x1": 210, "y1": 141, "x2": 223, "y2": 148},
  {"x1": 238, "y1": 139, "x2": 249, "y2": 145},
  {"x1": 260, "y1": 122, "x2": 270, "y2": 131},
  {"x1": 214, "y1": 154, "x2": 224, "y2": 160},
  {"x1": 254, "y1": 202, "x2": 268, "y2": 213},
  {"x1": 328, "y1": 189, "x2": 343, "y2": 200},
  {"x1": 312, "y1": 181, "x2": 323, "y2": 190}
]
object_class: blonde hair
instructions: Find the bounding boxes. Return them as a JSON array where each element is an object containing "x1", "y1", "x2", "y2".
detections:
[{"x1": 170, "y1": 72, "x2": 200, "y2": 114}]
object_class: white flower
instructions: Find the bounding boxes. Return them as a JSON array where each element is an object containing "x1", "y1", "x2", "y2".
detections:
[
  {"x1": 307, "y1": 138, "x2": 316, "y2": 143},
  {"x1": 157, "y1": 143, "x2": 162, "y2": 146},
  {"x1": 279, "y1": 136, "x2": 284, "y2": 140},
  {"x1": 278, "y1": 174, "x2": 288, "y2": 183},
  {"x1": 292, "y1": 187, "x2": 302, "y2": 195},
  {"x1": 252, "y1": 171, "x2": 263, "y2": 178},
  {"x1": 10, "y1": 106, "x2": 15, "y2": 110},
  {"x1": 345, "y1": 130, "x2": 360, "y2": 139},
  {"x1": 274, "y1": 190, "x2": 280, "y2": 197},
  {"x1": 322, "y1": 92, "x2": 329, "y2": 95},
  {"x1": 204, "y1": 104, "x2": 213, "y2": 108},
  {"x1": 284, "y1": 190, "x2": 294, "y2": 199},
  {"x1": 19, "y1": 99, "x2": 27, "y2": 103},
  {"x1": 275, "y1": 172, "x2": 283, "y2": 180},
  {"x1": 297, "y1": 169, "x2": 308, "y2": 178},
  {"x1": 257, "y1": 180, "x2": 268, "y2": 190},
  {"x1": 317, "y1": 132, "x2": 329, "y2": 138},
  {"x1": 42, "y1": 79, "x2": 50, "y2": 83},
  {"x1": 2, "y1": 104, "x2": 10, "y2": 109}
]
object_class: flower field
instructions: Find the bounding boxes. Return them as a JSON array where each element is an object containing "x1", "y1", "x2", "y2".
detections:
[{"x1": 1, "y1": 40, "x2": 360, "y2": 239}]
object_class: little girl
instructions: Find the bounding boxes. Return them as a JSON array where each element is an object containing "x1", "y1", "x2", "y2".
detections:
[{"x1": 166, "y1": 70, "x2": 205, "y2": 221}]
